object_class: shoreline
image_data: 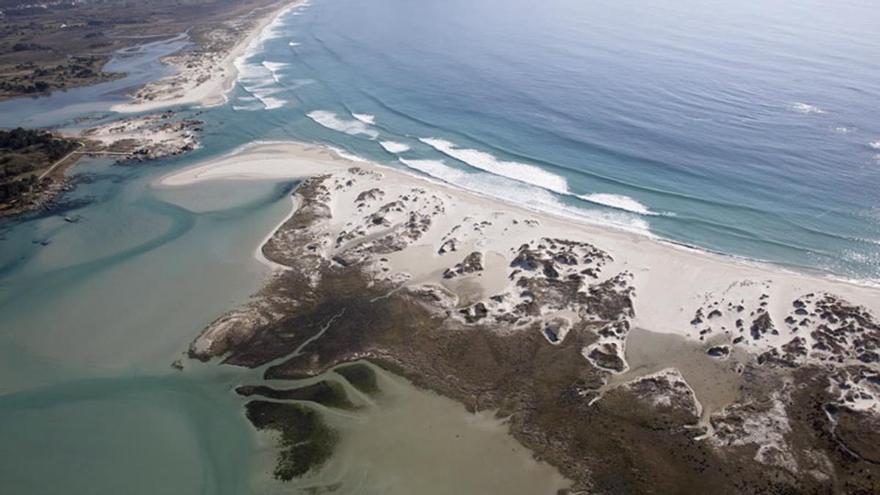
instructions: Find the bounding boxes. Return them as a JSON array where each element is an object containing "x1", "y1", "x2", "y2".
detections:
[
  {"x1": 159, "y1": 140, "x2": 880, "y2": 297},
  {"x1": 166, "y1": 140, "x2": 880, "y2": 492},
  {"x1": 111, "y1": 0, "x2": 304, "y2": 114}
]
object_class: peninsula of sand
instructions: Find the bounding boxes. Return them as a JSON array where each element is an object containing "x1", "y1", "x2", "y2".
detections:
[
  {"x1": 111, "y1": 0, "x2": 305, "y2": 114},
  {"x1": 160, "y1": 141, "x2": 880, "y2": 493}
]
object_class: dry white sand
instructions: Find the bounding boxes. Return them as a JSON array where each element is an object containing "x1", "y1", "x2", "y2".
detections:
[
  {"x1": 112, "y1": 0, "x2": 304, "y2": 114},
  {"x1": 159, "y1": 141, "x2": 880, "y2": 353},
  {"x1": 162, "y1": 141, "x2": 880, "y2": 411}
]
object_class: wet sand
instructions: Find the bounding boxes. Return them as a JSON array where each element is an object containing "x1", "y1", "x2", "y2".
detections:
[{"x1": 608, "y1": 327, "x2": 746, "y2": 423}]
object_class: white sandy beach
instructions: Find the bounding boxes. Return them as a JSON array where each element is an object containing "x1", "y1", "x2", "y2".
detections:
[
  {"x1": 160, "y1": 141, "x2": 880, "y2": 378},
  {"x1": 111, "y1": 0, "x2": 304, "y2": 114}
]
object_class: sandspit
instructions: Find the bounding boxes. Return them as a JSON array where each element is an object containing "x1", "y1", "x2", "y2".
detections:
[
  {"x1": 163, "y1": 141, "x2": 880, "y2": 493},
  {"x1": 112, "y1": 0, "x2": 305, "y2": 113}
]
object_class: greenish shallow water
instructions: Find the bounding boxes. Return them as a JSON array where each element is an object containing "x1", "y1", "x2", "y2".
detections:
[
  {"x1": 0, "y1": 156, "x2": 295, "y2": 494},
  {"x1": 0, "y1": 151, "x2": 570, "y2": 493}
]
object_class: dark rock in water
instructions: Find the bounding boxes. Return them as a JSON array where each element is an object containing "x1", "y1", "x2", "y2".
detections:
[
  {"x1": 707, "y1": 309, "x2": 723, "y2": 319},
  {"x1": 706, "y1": 345, "x2": 730, "y2": 358},
  {"x1": 244, "y1": 400, "x2": 338, "y2": 481},
  {"x1": 732, "y1": 336, "x2": 744, "y2": 345},
  {"x1": 335, "y1": 363, "x2": 380, "y2": 395}
]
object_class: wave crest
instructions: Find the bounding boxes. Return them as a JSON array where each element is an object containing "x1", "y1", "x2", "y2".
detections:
[
  {"x1": 578, "y1": 193, "x2": 658, "y2": 216},
  {"x1": 419, "y1": 137, "x2": 569, "y2": 194},
  {"x1": 307, "y1": 111, "x2": 379, "y2": 139},
  {"x1": 380, "y1": 141, "x2": 410, "y2": 154},
  {"x1": 399, "y1": 158, "x2": 651, "y2": 235}
]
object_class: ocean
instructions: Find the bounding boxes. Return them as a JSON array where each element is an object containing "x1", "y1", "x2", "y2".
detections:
[
  {"x1": 230, "y1": 0, "x2": 880, "y2": 282},
  {"x1": 0, "y1": 0, "x2": 879, "y2": 492}
]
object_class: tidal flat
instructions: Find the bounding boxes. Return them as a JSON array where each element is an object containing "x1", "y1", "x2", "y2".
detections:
[{"x1": 176, "y1": 142, "x2": 880, "y2": 493}]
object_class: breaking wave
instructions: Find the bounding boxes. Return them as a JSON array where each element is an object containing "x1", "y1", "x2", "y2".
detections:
[
  {"x1": 307, "y1": 110, "x2": 379, "y2": 139},
  {"x1": 352, "y1": 113, "x2": 376, "y2": 125},
  {"x1": 399, "y1": 158, "x2": 651, "y2": 235},
  {"x1": 419, "y1": 138, "x2": 569, "y2": 194},
  {"x1": 578, "y1": 193, "x2": 658, "y2": 216},
  {"x1": 379, "y1": 141, "x2": 411, "y2": 154},
  {"x1": 261, "y1": 61, "x2": 289, "y2": 83}
]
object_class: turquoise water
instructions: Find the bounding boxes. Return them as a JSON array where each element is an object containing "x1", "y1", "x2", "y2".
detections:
[
  {"x1": 227, "y1": 0, "x2": 880, "y2": 282},
  {"x1": 1, "y1": 0, "x2": 879, "y2": 492},
  {"x1": 0, "y1": 152, "x2": 297, "y2": 493},
  {"x1": 0, "y1": 34, "x2": 188, "y2": 129}
]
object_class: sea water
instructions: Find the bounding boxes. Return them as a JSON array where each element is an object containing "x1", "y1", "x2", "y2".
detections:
[
  {"x1": 228, "y1": 0, "x2": 880, "y2": 282},
  {"x1": 2, "y1": 0, "x2": 880, "y2": 492}
]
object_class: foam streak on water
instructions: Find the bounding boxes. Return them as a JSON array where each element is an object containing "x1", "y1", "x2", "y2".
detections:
[
  {"x1": 380, "y1": 141, "x2": 411, "y2": 153},
  {"x1": 400, "y1": 158, "x2": 651, "y2": 235},
  {"x1": 308, "y1": 110, "x2": 379, "y2": 139},
  {"x1": 419, "y1": 137, "x2": 570, "y2": 194}
]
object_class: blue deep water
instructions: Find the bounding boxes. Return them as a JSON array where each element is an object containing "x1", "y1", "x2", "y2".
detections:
[{"x1": 229, "y1": 0, "x2": 880, "y2": 282}]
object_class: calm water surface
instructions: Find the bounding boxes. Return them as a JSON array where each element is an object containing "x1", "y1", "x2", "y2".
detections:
[{"x1": 1, "y1": 0, "x2": 879, "y2": 492}]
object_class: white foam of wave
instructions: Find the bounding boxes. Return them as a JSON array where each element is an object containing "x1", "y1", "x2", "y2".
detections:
[
  {"x1": 790, "y1": 102, "x2": 826, "y2": 114},
  {"x1": 233, "y1": 103, "x2": 265, "y2": 111},
  {"x1": 261, "y1": 61, "x2": 289, "y2": 83},
  {"x1": 307, "y1": 110, "x2": 379, "y2": 139},
  {"x1": 399, "y1": 158, "x2": 651, "y2": 235},
  {"x1": 419, "y1": 138, "x2": 569, "y2": 194},
  {"x1": 834, "y1": 127, "x2": 853, "y2": 134},
  {"x1": 233, "y1": 0, "x2": 307, "y2": 99},
  {"x1": 869, "y1": 141, "x2": 880, "y2": 150},
  {"x1": 234, "y1": 30, "x2": 291, "y2": 110},
  {"x1": 578, "y1": 193, "x2": 656, "y2": 216},
  {"x1": 380, "y1": 141, "x2": 411, "y2": 154},
  {"x1": 236, "y1": 64, "x2": 288, "y2": 109},
  {"x1": 289, "y1": 41, "x2": 300, "y2": 47},
  {"x1": 352, "y1": 113, "x2": 376, "y2": 125},
  {"x1": 328, "y1": 146, "x2": 368, "y2": 163}
]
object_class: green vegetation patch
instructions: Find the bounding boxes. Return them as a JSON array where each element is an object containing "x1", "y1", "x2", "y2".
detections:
[
  {"x1": 1, "y1": 128, "x2": 78, "y2": 204},
  {"x1": 244, "y1": 400, "x2": 338, "y2": 481}
]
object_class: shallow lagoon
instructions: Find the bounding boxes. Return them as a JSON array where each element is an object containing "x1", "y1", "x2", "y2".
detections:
[{"x1": 0, "y1": 153, "x2": 569, "y2": 493}]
